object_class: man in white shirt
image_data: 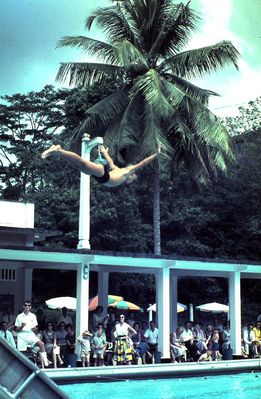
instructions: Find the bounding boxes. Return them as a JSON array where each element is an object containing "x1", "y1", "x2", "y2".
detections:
[
  {"x1": 0, "y1": 321, "x2": 16, "y2": 348},
  {"x1": 144, "y1": 321, "x2": 159, "y2": 362},
  {"x1": 15, "y1": 300, "x2": 51, "y2": 367}
]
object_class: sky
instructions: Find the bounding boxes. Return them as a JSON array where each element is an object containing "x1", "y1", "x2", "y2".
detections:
[{"x1": 1, "y1": 0, "x2": 261, "y2": 116}]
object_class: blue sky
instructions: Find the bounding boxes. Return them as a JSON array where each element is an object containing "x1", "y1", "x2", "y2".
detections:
[{"x1": 1, "y1": 0, "x2": 261, "y2": 116}]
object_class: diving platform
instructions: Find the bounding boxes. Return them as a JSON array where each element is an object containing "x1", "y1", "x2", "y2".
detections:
[{"x1": 0, "y1": 337, "x2": 68, "y2": 399}]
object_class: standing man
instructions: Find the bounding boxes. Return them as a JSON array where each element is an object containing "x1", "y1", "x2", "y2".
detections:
[
  {"x1": 0, "y1": 321, "x2": 16, "y2": 348},
  {"x1": 144, "y1": 320, "x2": 159, "y2": 363},
  {"x1": 15, "y1": 300, "x2": 51, "y2": 367}
]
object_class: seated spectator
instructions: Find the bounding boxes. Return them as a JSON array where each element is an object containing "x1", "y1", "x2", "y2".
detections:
[
  {"x1": 77, "y1": 330, "x2": 93, "y2": 367},
  {"x1": 91, "y1": 325, "x2": 107, "y2": 367},
  {"x1": 253, "y1": 321, "x2": 261, "y2": 356},
  {"x1": 205, "y1": 324, "x2": 214, "y2": 350},
  {"x1": 144, "y1": 320, "x2": 159, "y2": 364},
  {"x1": 191, "y1": 322, "x2": 207, "y2": 361},
  {"x1": 36, "y1": 309, "x2": 46, "y2": 333},
  {"x1": 242, "y1": 323, "x2": 256, "y2": 358},
  {"x1": 132, "y1": 322, "x2": 147, "y2": 364},
  {"x1": 56, "y1": 322, "x2": 68, "y2": 361},
  {"x1": 180, "y1": 322, "x2": 194, "y2": 360},
  {"x1": 0, "y1": 321, "x2": 16, "y2": 348},
  {"x1": 57, "y1": 307, "x2": 73, "y2": 328},
  {"x1": 170, "y1": 329, "x2": 186, "y2": 363},
  {"x1": 221, "y1": 321, "x2": 231, "y2": 352},
  {"x1": 213, "y1": 318, "x2": 224, "y2": 333},
  {"x1": 14, "y1": 300, "x2": 51, "y2": 368},
  {"x1": 2, "y1": 307, "x2": 16, "y2": 330},
  {"x1": 65, "y1": 324, "x2": 76, "y2": 354},
  {"x1": 211, "y1": 329, "x2": 222, "y2": 360},
  {"x1": 42, "y1": 322, "x2": 63, "y2": 368}
]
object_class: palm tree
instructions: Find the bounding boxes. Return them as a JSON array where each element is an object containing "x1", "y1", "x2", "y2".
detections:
[{"x1": 56, "y1": 0, "x2": 240, "y2": 255}]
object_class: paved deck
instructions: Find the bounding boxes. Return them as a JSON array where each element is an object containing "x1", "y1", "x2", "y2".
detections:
[{"x1": 45, "y1": 359, "x2": 261, "y2": 384}]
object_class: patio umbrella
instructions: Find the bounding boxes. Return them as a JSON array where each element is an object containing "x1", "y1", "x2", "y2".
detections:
[
  {"x1": 110, "y1": 300, "x2": 143, "y2": 312},
  {"x1": 88, "y1": 295, "x2": 123, "y2": 311},
  {"x1": 196, "y1": 302, "x2": 229, "y2": 313},
  {"x1": 45, "y1": 296, "x2": 76, "y2": 310},
  {"x1": 147, "y1": 303, "x2": 187, "y2": 313}
]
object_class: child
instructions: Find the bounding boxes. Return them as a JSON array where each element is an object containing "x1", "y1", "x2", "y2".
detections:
[
  {"x1": 77, "y1": 330, "x2": 93, "y2": 367},
  {"x1": 91, "y1": 325, "x2": 107, "y2": 367},
  {"x1": 211, "y1": 329, "x2": 222, "y2": 361}
]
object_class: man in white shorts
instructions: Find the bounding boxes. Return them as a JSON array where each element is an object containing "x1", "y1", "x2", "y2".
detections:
[{"x1": 15, "y1": 300, "x2": 51, "y2": 367}]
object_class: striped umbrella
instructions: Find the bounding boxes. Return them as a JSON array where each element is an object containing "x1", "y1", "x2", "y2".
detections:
[
  {"x1": 88, "y1": 295, "x2": 123, "y2": 311},
  {"x1": 110, "y1": 300, "x2": 143, "y2": 312}
]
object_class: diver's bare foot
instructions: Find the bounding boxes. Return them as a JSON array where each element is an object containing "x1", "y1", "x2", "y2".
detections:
[{"x1": 41, "y1": 145, "x2": 61, "y2": 159}]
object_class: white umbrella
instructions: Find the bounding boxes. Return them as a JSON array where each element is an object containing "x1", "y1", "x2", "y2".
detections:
[
  {"x1": 45, "y1": 296, "x2": 77, "y2": 310},
  {"x1": 196, "y1": 302, "x2": 229, "y2": 313},
  {"x1": 147, "y1": 302, "x2": 187, "y2": 313}
]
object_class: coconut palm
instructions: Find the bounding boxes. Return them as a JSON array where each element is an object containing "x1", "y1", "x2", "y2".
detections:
[{"x1": 56, "y1": 0, "x2": 240, "y2": 254}]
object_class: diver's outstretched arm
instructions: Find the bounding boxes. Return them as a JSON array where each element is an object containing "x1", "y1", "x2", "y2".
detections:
[
  {"x1": 126, "y1": 149, "x2": 159, "y2": 174},
  {"x1": 99, "y1": 145, "x2": 115, "y2": 170}
]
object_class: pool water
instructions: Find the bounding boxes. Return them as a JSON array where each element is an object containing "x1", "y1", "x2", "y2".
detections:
[{"x1": 60, "y1": 372, "x2": 261, "y2": 399}]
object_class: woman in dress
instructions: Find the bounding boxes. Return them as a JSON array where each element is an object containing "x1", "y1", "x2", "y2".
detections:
[
  {"x1": 113, "y1": 314, "x2": 136, "y2": 365},
  {"x1": 42, "y1": 322, "x2": 63, "y2": 368}
]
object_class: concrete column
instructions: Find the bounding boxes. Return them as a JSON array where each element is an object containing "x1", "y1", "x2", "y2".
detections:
[
  {"x1": 23, "y1": 268, "x2": 33, "y2": 301},
  {"x1": 76, "y1": 263, "x2": 90, "y2": 358},
  {"x1": 77, "y1": 135, "x2": 103, "y2": 250},
  {"x1": 156, "y1": 267, "x2": 170, "y2": 359},
  {"x1": 229, "y1": 271, "x2": 241, "y2": 355},
  {"x1": 170, "y1": 272, "x2": 177, "y2": 333},
  {"x1": 98, "y1": 271, "x2": 109, "y2": 311}
]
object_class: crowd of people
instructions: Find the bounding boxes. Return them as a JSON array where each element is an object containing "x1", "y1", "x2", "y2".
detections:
[{"x1": 1, "y1": 302, "x2": 261, "y2": 368}]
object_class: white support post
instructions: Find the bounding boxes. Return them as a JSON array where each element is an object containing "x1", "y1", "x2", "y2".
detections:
[
  {"x1": 170, "y1": 272, "x2": 177, "y2": 333},
  {"x1": 76, "y1": 263, "x2": 90, "y2": 359},
  {"x1": 98, "y1": 271, "x2": 109, "y2": 312},
  {"x1": 229, "y1": 271, "x2": 241, "y2": 355},
  {"x1": 24, "y1": 268, "x2": 33, "y2": 301},
  {"x1": 156, "y1": 267, "x2": 170, "y2": 359},
  {"x1": 77, "y1": 134, "x2": 103, "y2": 250}
]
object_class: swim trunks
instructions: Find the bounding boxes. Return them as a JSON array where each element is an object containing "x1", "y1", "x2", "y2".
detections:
[{"x1": 92, "y1": 164, "x2": 110, "y2": 184}]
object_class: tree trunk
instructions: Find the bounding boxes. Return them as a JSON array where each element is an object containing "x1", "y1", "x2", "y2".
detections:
[{"x1": 153, "y1": 163, "x2": 161, "y2": 255}]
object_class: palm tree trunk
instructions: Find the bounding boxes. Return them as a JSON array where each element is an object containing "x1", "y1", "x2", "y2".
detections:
[{"x1": 153, "y1": 163, "x2": 161, "y2": 255}]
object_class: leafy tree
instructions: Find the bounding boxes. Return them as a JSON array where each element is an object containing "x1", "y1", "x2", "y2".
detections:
[{"x1": 56, "y1": 0, "x2": 239, "y2": 254}]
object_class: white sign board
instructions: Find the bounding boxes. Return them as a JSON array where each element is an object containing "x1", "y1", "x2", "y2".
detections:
[{"x1": 0, "y1": 201, "x2": 34, "y2": 228}]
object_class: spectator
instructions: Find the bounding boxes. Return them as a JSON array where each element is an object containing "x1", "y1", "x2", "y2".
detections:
[
  {"x1": 56, "y1": 322, "x2": 68, "y2": 361},
  {"x1": 126, "y1": 312, "x2": 136, "y2": 328},
  {"x1": 14, "y1": 300, "x2": 51, "y2": 367},
  {"x1": 77, "y1": 330, "x2": 93, "y2": 367},
  {"x1": 66, "y1": 324, "x2": 76, "y2": 354},
  {"x1": 253, "y1": 321, "x2": 261, "y2": 356},
  {"x1": 91, "y1": 306, "x2": 107, "y2": 333},
  {"x1": 92, "y1": 325, "x2": 107, "y2": 367},
  {"x1": 170, "y1": 329, "x2": 187, "y2": 363},
  {"x1": 42, "y1": 322, "x2": 63, "y2": 368},
  {"x1": 205, "y1": 324, "x2": 214, "y2": 350},
  {"x1": 36, "y1": 309, "x2": 46, "y2": 333},
  {"x1": 144, "y1": 320, "x2": 159, "y2": 363},
  {"x1": 132, "y1": 322, "x2": 147, "y2": 364},
  {"x1": 2, "y1": 307, "x2": 16, "y2": 330},
  {"x1": 113, "y1": 314, "x2": 136, "y2": 365},
  {"x1": 242, "y1": 323, "x2": 256, "y2": 358},
  {"x1": 221, "y1": 321, "x2": 231, "y2": 352},
  {"x1": 180, "y1": 322, "x2": 194, "y2": 360},
  {"x1": 0, "y1": 321, "x2": 16, "y2": 348},
  {"x1": 58, "y1": 307, "x2": 73, "y2": 328},
  {"x1": 211, "y1": 329, "x2": 222, "y2": 361},
  {"x1": 105, "y1": 310, "x2": 117, "y2": 342}
]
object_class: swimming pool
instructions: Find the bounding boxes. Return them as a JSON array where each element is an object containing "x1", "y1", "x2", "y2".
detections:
[{"x1": 59, "y1": 372, "x2": 261, "y2": 399}]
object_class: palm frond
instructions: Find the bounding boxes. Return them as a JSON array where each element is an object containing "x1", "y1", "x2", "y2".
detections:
[
  {"x1": 85, "y1": 5, "x2": 141, "y2": 46},
  {"x1": 148, "y1": 2, "x2": 200, "y2": 60},
  {"x1": 131, "y1": 69, "x2": 172, "y2": 119},
  {"x1": 113, "y1": 39, "x2": 149, "y2": 67},
  {"x1": 56, "y1": 62, "x2": 124, "y2": 87},
  {"x1": 159, "y1": 41, "x2": 240, "y2": 79},
  {"x1": 86, "y1": 89, "x2": 130, "y2": 126},
  {"x1": 57, "y1": 36, "x2": 117, "y2": 64},
  {"x1": 163, "y1": 73, "x2": 219, "y2": 105}
]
